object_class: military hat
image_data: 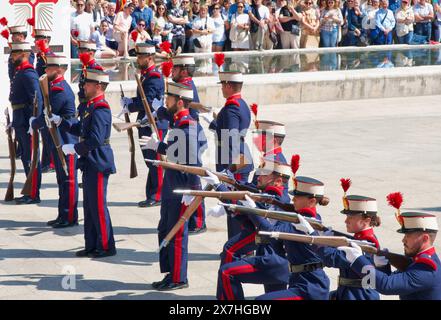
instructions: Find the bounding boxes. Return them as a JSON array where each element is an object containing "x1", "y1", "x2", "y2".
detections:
[
  {"x1": 46, "y1": 55, "x2": 69, "y2": 67},
  {"x1": 218, "y1": 71, "x2": 243, "y2": 83},
  {"x1": 9, "y1": 25, "x2": 27, "y2": 34},
  {"x1": 290, "y1": 176, "x2": 325, "y2": 198},
  {"x1": 341, "y1": 195, "x2": 378, "y2": 216},
  {"x1": 172, "y1": 55, "x2": 195, "y2": 66},
  {"x1": 254, "y1": 159, "x2": 291, "y2": 179},
  {"x1": 135, "y1": 43, "x2": 156, "y2": 55},
  {"x1": 253, "y1": 120, "x2": 286, "y2": 137},
  {"x1": 167, "y1": 82, "x2": 193, "y2": 101},
  {"x1": 396, "y1": 212, "x2": 439, "y2": 234},
  {"x1": 78, "y1": 41, "x2": 97, "y2": 51},
  {"x1": 84, "y1": 69, "x2": 109, "y2": 84},
  {"x1": 10, "y1": 42, "x2": 32, "y2": 52},
  {"x1": 34, "y1": 29, "x2": 51, "y2": 38}
]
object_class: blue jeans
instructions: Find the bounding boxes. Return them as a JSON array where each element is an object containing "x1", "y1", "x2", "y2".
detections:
[
  {"x1": 434, "y1": 20, "x2": 441, "y2": 42},
  {"x1": 414, "y1": 22, "x2": 431, "y2": 40},
  {"x1": 320, "y1": 27, "x2": 338, "y2": 47},
  {"x1": 397, "y1": 31, "x2": 414, "y2": 44},
  {"x1": 71, "y1": 42, "x2": 78, "y2": 58}
]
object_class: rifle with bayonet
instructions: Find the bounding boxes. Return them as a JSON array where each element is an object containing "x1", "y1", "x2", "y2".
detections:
[
  {"x1": 4, "y1": 108, "x2": 16, "y2": 201},
  {"x1": 118, "y1": 84, "x2": 137, "y2": 178},
  {"x1": 259, "y1": 231, "x2": 413, "y2": 272},
  {"x1": 21, "y1": 92, "x2": 39, "y2": 196},
  {"x1": 39, "y1": 74, "x2": 69, "y2": 176}
]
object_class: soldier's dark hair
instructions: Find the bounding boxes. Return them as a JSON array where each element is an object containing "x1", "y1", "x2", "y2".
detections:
[
  {"x1": 98, "y1": 83, "x2": 108, "y2": 91},
  {"x1": 362, "y1": 214, "x2": 381, "y2": 227},
  {"x1": 308, "y1": 195, "x2": 329, "y2": 206},
  {"x1": 429, "y1": 232, "x2": 437, "y2": 244},
  {"x1": 274, "y1": 136, "x2": 285, "y2": 146},
  {"x1": 228, "y1": 82, "x2": 243, "y2": 91}
]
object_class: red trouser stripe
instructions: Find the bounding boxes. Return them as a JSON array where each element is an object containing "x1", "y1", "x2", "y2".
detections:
[
  {"x1": 173, "y1": 204, "x2": 187, "y2": 283},
  {"x1": 30, "y1": 136, "x2": 38, "y2": 199},
  {"x1": 274, "y1": 296, "x2": 304, "y2": 300},
  {"x1": 155, "y1": 130, "x2": 163, "y2": 202},
  {"x1": 224, "y1": 232, "x2": 256, "y2": 264},
  {"x1": 222, "y1": 264, "x2": 257, "y2": 300},
  {"x1": 196, "y1": 204, "x2": 203, "y2": 229},
  {"x1": 234, "y1": 173, "x2": 242, "y2": 182},
  {"x1": 97, "y1": 172, "x2": 109, "y2": 250},
  {"x1": 50, "y1": 153, "x2": 55, "y2": 169},
  {"x1": 68, "y1": 155, "x2": 75, "y2": 223}
]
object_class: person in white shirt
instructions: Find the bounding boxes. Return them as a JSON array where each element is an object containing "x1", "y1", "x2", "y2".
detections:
[
  {"x1": 90, "y1": 20, "x2": 118, "y2": 58},
  {"x1": 248, "y1": 0, "x2": 271, "y2": 50},
  {"x1": 413, "y1": 0, "x2": 434, "y2": 41},
  {"x1": 361, "y1": 0, "x2": 379, "y2": 37},
  {"x1": 191, "y1": 4, "x2": 215, "y2": 53},
  {"x1": 114, "y1": 3, "x2": 135, "y2": 59},
  {"x1": 71, "y1": 0, "x2": 95, "y2": 58},
  {"x1": 212, "y1": 2, "x2": 228, "y2": 51},
  {"x1": 230, "y1": 1, "x2": 251, "y2": 50},
  {"x1": 395, "y1": 0, "x2": 414, "y2": 44}
]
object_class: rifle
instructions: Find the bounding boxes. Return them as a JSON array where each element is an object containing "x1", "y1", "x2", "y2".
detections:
[
  {"x1": 119, "y1": 84, "x2": 137, "y2": 178},
  {"x1": 21, "y1": 92, "x2": 39, "y2": 196},
  {"x1": 4, "y1": 108, "x2": 16, "y2": 201},
  {"x1": 39, "y1": 74, "x2": 68, "y2": 176},
  {"x1": 259, "y1": 231, "x2": 413, "y2": 272}
]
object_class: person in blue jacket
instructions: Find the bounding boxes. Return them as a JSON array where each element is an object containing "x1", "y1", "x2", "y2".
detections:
[
  {"x1": 339, "y1": 211, "x2": 441, "y2": 300},
  {"x1": 50, "y1": 70, "x2": 117, "y2": 258}
]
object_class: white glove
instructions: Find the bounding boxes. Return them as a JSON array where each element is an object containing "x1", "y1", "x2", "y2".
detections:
[
  {"x1": 28, "y1": 116, "x2": 36, "y2": 135},
  {"x1": 240, "y1": 194, "x2": 256, "y2": 208},
  {"x1": 207, "y1": 204, "x2": 227, "y2": 218},
  {"x1": 120, "y1": 97, "x2": 133, "y2": 107},
  {"x1": 292, "y1": 215, "x2": 314, "y2": 235},
  {"x1": 151, "y1": 98, "x2": 163, "y2": 112},
  {"x1": 338, "y1": 242, "x2": 363, "y2": 265},
  {"x1": 181, "y1": 194, "x2": 195, "y2": 206},
  {"x1": 200, "y1": 113, "x2": 214, "y2": 125},
  {"x1": 201, "y1": 170, "x2": 220, "y2": 186},
  {"x1": 374, "y1": 254, "x2": 389, "y2": 267},
  {"x1": 219, "y1": 169, "x2": 235, "y2": 189},
  {"x1": 49, "y1": 113, "x2": 62, "y2": 126},
  {"x1": 138, "y1": 115, "x2": 151, "y2": 128},
  {"x1": 139, "y1": 134, "x2": 159, "y2": 151},
  {"x1": 62, "y1": 144, "x2": 77, "y2": 155}
]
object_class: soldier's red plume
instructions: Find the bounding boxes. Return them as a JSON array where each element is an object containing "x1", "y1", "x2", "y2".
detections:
[
  {"x1": 387, "y1": 192, "x2": 403, "y2": 210},
  {"x1": 131, "y1": 30, "x2": 138, "y2": 42},
  {"x1": 1, "y1": 29, "x2": 9, "y2": 40},
  {"x1": 160, "y1": 41, "x2": 172, "y2": 53},
  {"x1": 27, "y1": 18, "x2": 35, "y2": 27},
  {"x1": 0, "y1": 17, "x2": 8, "y2": 26},
  {"x1": 79, "y1": 52, "x2": 91, "y2": 66},
  {"x1": 161, "y1": 60, "x2": 173, "y2": 78},
  {"x1": 290, "y1": 155, "x2": 300, "y2": 175},
  {"x1": 251, "y1": 103, "x2": 258, "y2": 117},
  {"x1": 36, "y1": 39, "x2": 49, "y2": 54},
  {"x1": 214, "y1": 53, "x2": 225, "y2": 67},
  {"x1": 340, "y1": 178, "x2": 351, "y2": 193}
]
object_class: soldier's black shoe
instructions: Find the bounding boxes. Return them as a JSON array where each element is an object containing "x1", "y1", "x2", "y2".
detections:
[
  {"x1": 52, "y1": 221, "x2": 79, "y2": 229},
  {"x1": 47, "y1": 218, "x2": 60, "y2": 226},
  {"x1": 138, "y1": 199, "x2": 161, "y2": 208},
  {"x1": 157, "y1": 281, "x2": 189, "y2": 291},
  {"x1": 188, "y1": 226, "x2": 207, "y2": 235},
  {"x1": 42, "y1": 166, "x2": 55, "y2": 174},
  {"x1": 89, "y1": 249, "x2": 117, "y2": 258},
  {"x1": 15, "y1": 196, "x2": 41, "y2": 205},
  {"x1": 79, "y1": 183, "x2": 83, "y2": 189},
  {"x1": 76, "y1": 249, "x2": 94, "y2": 257},
  {"x1": 151, "y1": 274, "x2": 171, "y2": 289}
]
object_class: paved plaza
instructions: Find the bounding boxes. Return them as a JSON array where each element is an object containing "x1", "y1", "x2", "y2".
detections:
[{"x1": 0, "y1": 94, "x2": 440, "y2": 300}]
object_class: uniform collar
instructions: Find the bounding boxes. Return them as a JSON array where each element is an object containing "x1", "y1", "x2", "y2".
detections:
[
  {"x1": 354, "y1": 227, "x2": 375, "y2": 240},
  {"x1": 264, "y1": 185, "x2": 283, "y2": 197},
  {"x1": 51, "y1": 75, "x2": 64, "y2": 85},
  {"x1": 227, "y1": 93, "x2": 241, "y2": 100},
  {"x1": 142, "y1": 64, "x2": 156, "y2": 75},
  {"x1": 87, "y1": 94, "x2": 105, "y2": 106},
  {"x1": 264, "y1": 147, "x2": 282, "y2": 157},
  {"x1": 297, "y1": 207, "x2": 317, "y2": 218},
  {"x1": 180, "y1": 77, "x2": 193, "y2": 85},
  {"x1": 414, "y1": 246, "x2": 436, "y2": 260},
  {"x1": 173, "y1": 109, "x2": 190, "y2": 122},
  {"x1": 16, "y1": 61, "x2": 34, "y2": 71}
]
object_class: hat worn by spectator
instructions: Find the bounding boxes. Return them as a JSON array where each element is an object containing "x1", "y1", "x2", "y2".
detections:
[
  {"x1": 34, "y1": 29, "x2": 51, "y2": 39},
  {"x1": 255, "y1": 159, "x2": 291, "y2": 179},
  {"x1": 253, "y1": 120, "x2": 286, "y2": 137},
  {"x1": 172, "y1": 55, "x2": 195, "y2": 67},
  {"x1": 218, "y1": 71, "x2": 243, "y2": 83},
  {"x1": 85, "y1": 69, "x2": 109, "y2": 84},
  {"x1": 46, "y1": 55, "x2": 69, "y2": 67},
  {"x1": 135, "y1": 43, "x2": 156, "y2": 55},
  {"x1": 291, "y1": 176, "x2": 325, "y2": 198},
  {"x1": 167, "y1": 82, "x2": 194, "y2": 101},
  {"x1": 10, "y1": 42, "x2": 32, "y2": 53},
  {"x1": 9, "y1": 25, "x2": 27, "y2": 35},
  {"x1": 78, "y1": 41, "x2": 97, "y2": 51}
]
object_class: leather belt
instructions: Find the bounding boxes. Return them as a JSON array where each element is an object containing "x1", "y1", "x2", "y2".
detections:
[
  {"x1": 11, "y1": 104, "x2": 26, "y2": 110},
  {"x1": 289, "y1": 262, "x2": 324, "y2": 273},
  {"x1": 255, "y1": 234, "x2": 271, "y2": 245},
  {"x1": 338, "y1": 277, "x2": 363, "y2": 288}
]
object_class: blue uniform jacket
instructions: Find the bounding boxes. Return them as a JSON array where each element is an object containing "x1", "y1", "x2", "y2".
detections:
[
  {"x1": 128, "y1": 64, "x2": 168, "y2": 130},
  {"x1": 351, "y1": 246, "x2": 441, "y2": 300},
  {"x1": 59, "y1": 94, "x2": 116, "y2": 174},
  {"x1": 209, "y1": 93, "x2": 254, "y2": 175},
  {"x1": 8, "y1": 51, "x2": 35, "y2": 81},
  {"x1": 157, "y1": 109, "x2": 206, "y2": 200},
  {"x1": 9, "y1": 62, "x2": 43, "y2": 129}
]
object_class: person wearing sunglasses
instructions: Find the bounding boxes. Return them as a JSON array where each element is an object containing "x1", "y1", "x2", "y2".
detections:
[
  {"x1": 301, "y1": 0, "x2": 321, "y2": 48},
  {"x1": 369, "y1": 0, "x2": 395, "y2": 45},
  {"x1": 128, "y1": 19, "x2": 153, "y2": 56},
  {"x1": 71, "y1": 0, "x2": 95, "y2": 58},
  {"x1": 319, "y1": 0, "x2": 343, "y2": 47},
  {"x1": 131, "y1": 0, "x2": 154, "y2": 34},
  {"x1": 229, "y1": 0, "x2": 251, "y2": 50},
  {"x1": 212, "y1": 3, "x2": 228, "y2": 51}
]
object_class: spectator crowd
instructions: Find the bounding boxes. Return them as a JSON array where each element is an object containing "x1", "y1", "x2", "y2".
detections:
[{"x1": 70, "y1": 0, "x2": 441, "y2": 58}]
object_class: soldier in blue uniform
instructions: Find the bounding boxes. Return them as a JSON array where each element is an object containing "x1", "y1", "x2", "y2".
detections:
[
  {"x1": 8, "y1": 26, "x2": 35, "y2": 81},
  {"x1": 120, "y1": 44, "x2": 168, "y2": 208},
  {"x1": 139, "y1": 83, "x2": 207, "y2": 290},
  {"x1": 214, "y1": 161, "x2": 292, "y2": 300},
  {"x1": 50, "y1": 70, "x2": 116, "y2": 258},
  {"x1": 339, "y1": 211, "x2": 441, "y2": 300},
  {"x1": 201, "y1": 71, "x2": 254, "y2": 239},
  {"x1": 34, "y1": 29, "x2": 56, "y2": 173},
  {"x1": 251, "y1": 176, "x2": 331, "y2": 300},
  {"x1": 31, "y1": 56, "x2": 79, "y2": 228},
  {"x1": 9, "y1": 42, "x2": 42, "y2": 205}
]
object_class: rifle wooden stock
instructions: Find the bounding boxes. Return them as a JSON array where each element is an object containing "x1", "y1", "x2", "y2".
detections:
[
  {"x1": 159, "y1": 184, "x2": 214, "y2": 251},
  {"x1": 112, "y1": 121, "x2": 140, "y2": 132},
  {"x1": 120, "y1": 84, "x2": 138, "y2": 179},
  {"x1": 189, "y1": 102, "x2": 212, "y2": 113},
  {"x1": 21, "y1": 94, "x2": 39, "y2": 196},
  {"x1": 4, "y1": 109, "x2": 16, "y2": 201},
  {"x1": 39, "y1": 75, "x2": 68, "y2": 176},
  {"x1": 259, "y1": 232, "x2": 412, "y2": 271}
]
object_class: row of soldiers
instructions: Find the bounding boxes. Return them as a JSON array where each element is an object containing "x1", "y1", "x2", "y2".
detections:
[{"x1": 4, "y1": 24, "x2": 441, "y2": 299}]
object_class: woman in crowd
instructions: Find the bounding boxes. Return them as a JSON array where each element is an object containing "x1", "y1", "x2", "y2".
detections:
[
  {"x1": 301, "y1": 0, "x2": 321, "y2": 48},
  {"x1": 152, "y1": 1, "x2": 173, "y2": 43},
  {"x1": 229, "y1": 0, "x2": 251, "y2": 51},
  {"x1": 128, "y1": 19, "x2": 152, "y2": 56},
  {"x1": 361, "y1": 0, "x2": 379, "y2": 40},
  {"x1": 113, "y1": 2, "x2": 135, "y2": 59},
  {"x1": 395, "y1": 0, "x2": 414, "y2": 44},
  {"x1": 319, "y1": 0, "x2": 343, "y2": 47},
  {"x1": 90, "y1": 19, "x2": 118, "y2": 58},
  {"x1": 191, "y1": 3, "x2": 215, "y2": 53},
  {"x1": 343, "y1": 0, "x2": 365, "y2": 46},
  {"x1": 212, "y1": 2, "x2": 228, "y2": 51},
  {"x1": 278, "y1": 0, "x2": 303, "y2": 49}
]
